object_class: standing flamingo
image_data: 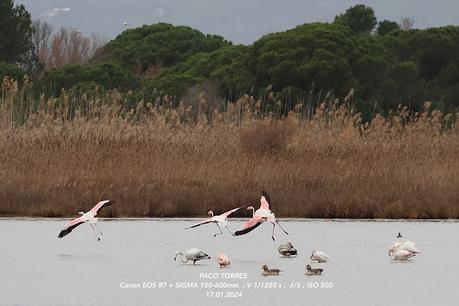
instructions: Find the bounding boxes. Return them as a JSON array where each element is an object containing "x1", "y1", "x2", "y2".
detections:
[
  {"x1": 234, "y1": 191, "x2": 288, "y2": 241},
  {"x1": 174, "y1": 248, "x2": 211, "y2": 264},
  {"x1": 186, "y1": 207, "x2": 240, "y2": 237},
  {"x1": 58, "y1": 200, "x2": 112, "y2": 241}
]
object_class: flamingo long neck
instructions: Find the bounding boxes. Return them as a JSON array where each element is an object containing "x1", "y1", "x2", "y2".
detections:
[
  {"x1": 208, "y1": 211, "x2": 214, "y2": 218},
  {"x1": 248, "y1": 207, "x2": 255, "y2": 217}
]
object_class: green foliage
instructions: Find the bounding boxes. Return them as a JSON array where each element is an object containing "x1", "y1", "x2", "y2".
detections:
[
  {"x1": 0, "y1": 0, "x2": 33, "y2": 63},
  {"x1": 377, "y1": 20, "x2": 400, "y2": 35},
  {"x1": 404, "y1": 27, "x2": 458, "y2": 80},
  {"x1": 39, "y1": 19, "x2": 459, "y2": 112},
  {"x1": 392, "y1": 61, "x2": 419, "y2": 90},
  {"x1": 41, "y1": 62, "x2": 139, "y2": 96},
  {"x1": 334, "y1": 4, "x2": 377, "y2": 34},
  {"x1": 0, "y1": 61, "x2": 23, "y2": 80},
  {"x1": 94, "y1": 23, "x2": 230, "y2": 74},
  {"x1": 141, "y1": 72, "x2": 201, "y2": 100},
  {"x1": 249, "y1": 23, "x2": 355, "y2": 95},
  {"x1": 7, "y1": 3, "x2": 459, "y2": 113},
  {"x1": 153, "y1": 45, "x2": 254, "y2": 97}
]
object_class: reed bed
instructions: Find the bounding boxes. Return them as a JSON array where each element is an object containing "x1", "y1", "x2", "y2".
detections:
[{"x1": 1, "y1": 77, "x2": 459, "y2": 218}]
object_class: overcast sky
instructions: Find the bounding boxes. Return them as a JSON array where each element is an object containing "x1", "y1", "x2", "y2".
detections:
[{"x1": 16, "y1": 0, "x2": 459, "y2": 44}]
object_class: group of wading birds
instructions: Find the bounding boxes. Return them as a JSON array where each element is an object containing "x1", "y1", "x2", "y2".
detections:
[{"x1": 57, "y1": 191, "x2": 421, "y2": 276}]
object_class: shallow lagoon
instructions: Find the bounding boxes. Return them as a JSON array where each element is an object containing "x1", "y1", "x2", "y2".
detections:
[{"x1": 0, "y1": 219, "x2": 457, "y2": 305}]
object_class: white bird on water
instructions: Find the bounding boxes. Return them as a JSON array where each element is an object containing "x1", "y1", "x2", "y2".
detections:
[
  {"x1": 186, "y1": 207, "x2": 240, "y2": 237},
  {"x1": 58, "y1": 200, "x2": 112, "y2": 241},
  {"x1": 310, "y1": 250, "x2": 330, "y2": 263},
  {"x1": 388, "y1": 233, "x2": 420, "y2": 261},
  {"x1": 234, "y1": 191, "x2": 288, "y2": 241},
  {"x1": 391, "y1": 249, "x2": 416, "y2": 261},
  {"x1": 174, "y1": 248, "x2": 211, "y2": 265}
]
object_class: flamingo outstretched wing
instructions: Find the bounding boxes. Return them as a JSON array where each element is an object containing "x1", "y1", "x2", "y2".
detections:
[
  {"x1": 221, "y1": 207, "x2": 241, "y2": 218},
  {"x1": 90, "y1": 200, "x2": 112, "y2": 215},
  {"x1": 260, "y1": 191, "x2": 271, "y2": 210},
  {"x1": 186, "y1": 219, "x2": 215, "y2": 229},
  {"x1": 58, "y1": 216, "x2": 86, "y2": 238},
  {"x1": 234, "y1": 216, "x2": 263, "y2": 236}
]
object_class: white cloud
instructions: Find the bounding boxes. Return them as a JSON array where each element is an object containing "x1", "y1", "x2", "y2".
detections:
[
  {"x1": 43, "y1": 7, "x2": 70, "y2": 18},
  {"x1": 52, "y1": 7, "x2": 70, "y2": 12}
]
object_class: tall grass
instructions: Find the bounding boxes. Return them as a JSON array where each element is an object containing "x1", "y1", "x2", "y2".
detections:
[{"x1": 1, "y1": 77, "x2": 459, "y2": 218}]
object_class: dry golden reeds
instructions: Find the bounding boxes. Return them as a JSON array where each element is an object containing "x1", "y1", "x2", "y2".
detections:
[{"x1": 1, "y1": 81, "x2": 458, "y2": 218}]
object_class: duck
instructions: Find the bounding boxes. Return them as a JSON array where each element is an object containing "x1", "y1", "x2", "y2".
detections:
[
  {"x1": 261, "y1": 264, "x2": 282, "y2": 276},
  {"x1": 305, "y1": 264, "x2": 323, "y2": 276},
  {"x1": 278, "y1": 242, "x2": 298, "y2": 257},
  {"x1": 174, "y1": 248, "x2": 211, "y2": 264},
  {"x1": 217, "y1": 253, "x2": 231, "y2": 268},
  {"x1": 310, "y1": 250, "x2": 330, "y2": 263}
]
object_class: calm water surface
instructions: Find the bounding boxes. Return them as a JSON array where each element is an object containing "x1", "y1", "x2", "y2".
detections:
[{"x1": 0, "y1": 219, "x2": 457, "y2": 305}]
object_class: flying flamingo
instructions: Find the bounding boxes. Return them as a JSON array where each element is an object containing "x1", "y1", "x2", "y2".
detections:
[
  {"x1": 58, "y1": 200, "x2": 112, "y2": 241},
  {"x1": 186, "y1": 207, "x2": 240, "y2": 237},
  {"x1": 234, "y1": 191, "x2": 288, "y2": 241}
]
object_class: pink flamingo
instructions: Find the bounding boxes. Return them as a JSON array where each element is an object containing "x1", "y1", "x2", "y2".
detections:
[
  {"x1": 186, "y1": 207, "x2": 240, "y2": 237},
  {"x1": 217, "y1": 253, "x2": 231, "y2": 268},
  {"x1": 235, "y1": 191, "x2": 288, "y2": 241},
  {"x1": 58, "y1": 200, "x2": 112, "y2": 241}
]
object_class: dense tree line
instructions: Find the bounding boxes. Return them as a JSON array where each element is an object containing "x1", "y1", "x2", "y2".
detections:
[
  {"x1": 2, "y1": 2, "x2": 459, "y2": 116},
  {"x1": 0, "y1": 0, "x2": 32, "y2": 63}
]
